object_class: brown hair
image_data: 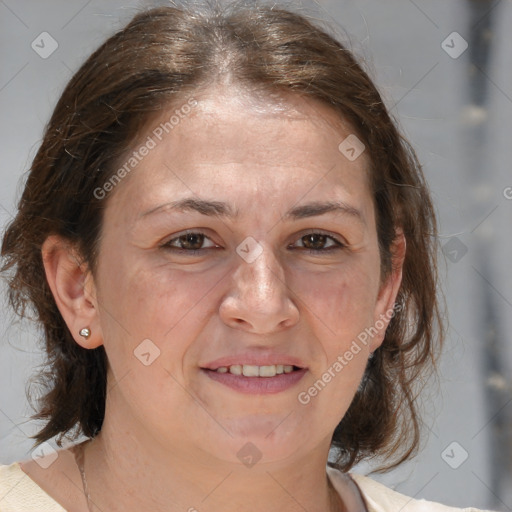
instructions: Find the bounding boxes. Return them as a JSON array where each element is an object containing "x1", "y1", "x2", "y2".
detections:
[{"x1": 1, "y1": 2, "x2": 442, "y2": 471}]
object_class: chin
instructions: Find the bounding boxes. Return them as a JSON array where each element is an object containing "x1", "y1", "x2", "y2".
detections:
[{"x1": 219, "y1": 415, "x2": 312, "y2": 456}]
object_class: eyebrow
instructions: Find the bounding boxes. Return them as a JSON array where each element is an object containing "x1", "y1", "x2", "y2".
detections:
[
  {"x1": 140, "y1": 198, "x2": 237, "y2": 219},
  {"x1": 139, "y1": 197, "x2": 365, "y2": 224}
]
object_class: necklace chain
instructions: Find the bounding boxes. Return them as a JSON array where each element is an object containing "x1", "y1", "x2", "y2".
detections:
[{"x1": 73, "y1": 441, "x2": 93, "y2": 512}]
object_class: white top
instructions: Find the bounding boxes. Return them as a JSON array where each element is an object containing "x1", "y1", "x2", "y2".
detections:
[
  {"x1": 326, "y1": 467, "x2": 495, "y2": 512},
  {"x1": 0, "y1": 462, "x2": 495, "y2": 511}
]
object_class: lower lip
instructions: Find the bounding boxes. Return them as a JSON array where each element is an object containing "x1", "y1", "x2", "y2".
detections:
[{"x1": 202, "y1": 368, "x2": 307, "y2": 394}]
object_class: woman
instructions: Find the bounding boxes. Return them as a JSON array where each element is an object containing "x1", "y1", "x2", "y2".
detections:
[{"x1": 0, "y1": 3, "x2": 494, "y2": 511}]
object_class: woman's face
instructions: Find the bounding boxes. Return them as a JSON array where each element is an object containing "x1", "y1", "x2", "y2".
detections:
[{"x1": 88, "y1": 87, "x2": 401, "y2": 466}]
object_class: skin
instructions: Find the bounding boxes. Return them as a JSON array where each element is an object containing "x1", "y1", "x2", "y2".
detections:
[{"x1": 21, "y1": 85, "x2": 404, "y2": 512}]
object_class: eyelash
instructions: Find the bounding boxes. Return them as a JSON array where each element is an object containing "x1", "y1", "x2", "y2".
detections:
[{"x1": 160, "y1": 230, "x2": 346, "y2": 255}]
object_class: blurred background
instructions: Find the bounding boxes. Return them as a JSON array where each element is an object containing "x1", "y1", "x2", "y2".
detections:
[{"x1": 0, "y1": 0, "x2": 510, "y2": 509}]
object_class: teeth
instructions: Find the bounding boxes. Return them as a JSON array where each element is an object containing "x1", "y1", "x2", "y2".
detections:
[
  {"x1": 242, "y1": 365, "x2": 260, "y2": 377},
  {"x1": 229, "y1": 365, "x2": 242, "y2": 375},
  {"x1": 214, "y1": 364, "x2": 297, "y2": 377},
  {"x1": 259, "y1": 365, "x2": 276, "y2": 377}
]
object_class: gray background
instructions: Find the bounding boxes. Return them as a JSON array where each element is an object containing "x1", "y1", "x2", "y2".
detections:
[{"x1": 1, "y1": 1, "x2": 511, "y2": 510}]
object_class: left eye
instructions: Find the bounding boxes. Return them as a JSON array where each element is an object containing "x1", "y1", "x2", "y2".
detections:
[{"x1": 290, "y1": 232, "x2": 344, "y2": 252}]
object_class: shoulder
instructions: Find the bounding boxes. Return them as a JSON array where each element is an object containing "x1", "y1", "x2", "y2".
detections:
[
  {"x1": 0, "y1": 462, "x2": 66, "y2": 512},
  {"x1": 350, "y1": 473, "x2": 496, "y2": 512}
]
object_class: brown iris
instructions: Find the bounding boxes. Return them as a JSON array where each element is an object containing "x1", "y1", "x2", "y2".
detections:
[
  {"x1": 301, "y1": 233, "x2": 330, "y2": 250},
  {"x1": 177, "y1": 233, "x2": 205, "y2": 250}
]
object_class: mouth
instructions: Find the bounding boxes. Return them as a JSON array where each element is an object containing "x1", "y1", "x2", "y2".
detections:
[
  {"x1": 207, "y1": 364, "x2": 303, "y2": 377},
  {"x1": 200, "y1": 363, "x2": 307, "y2": 394}
]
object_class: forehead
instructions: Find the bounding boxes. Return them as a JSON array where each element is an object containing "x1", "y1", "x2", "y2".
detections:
[{"x1": 105, "y1": 86, "x2": 372, "y2": 221}]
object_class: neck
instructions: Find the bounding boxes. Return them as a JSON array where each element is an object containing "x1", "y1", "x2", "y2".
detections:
[{"x1": 80, "y1": 412, "x2": 345, "y2": 512}]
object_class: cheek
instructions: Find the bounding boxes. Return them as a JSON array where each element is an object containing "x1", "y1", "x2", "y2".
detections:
[
  {"x1": 294, "y1": 259, "x2": 381, "y2": 341},
  {"x1": 94, "y1": 254, "x2": 226, "y2": 425},
  {"x1": 95, "y1": 252, "x2": 222, "y2": 364},
  {"x1": 292, "y1": 259, "x2": 380, "y2": 408}
]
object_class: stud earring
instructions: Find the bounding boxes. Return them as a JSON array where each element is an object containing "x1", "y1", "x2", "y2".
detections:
[{"x1": 79, "y1": 328, "x2": 91, "y2": 339}]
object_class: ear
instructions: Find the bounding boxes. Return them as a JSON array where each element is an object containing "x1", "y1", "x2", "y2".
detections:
[
  {"x1": 370, "y1": 229, "x2": 406, "y2": 352},
  {"x1": 41, "y1": 235, "x2": 103, "y2": 349}
]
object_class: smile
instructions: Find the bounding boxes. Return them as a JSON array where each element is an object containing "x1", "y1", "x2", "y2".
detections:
[
  {"x1": 202, "y1": 365, "x2": 307, "y2": 394},
  {"x1": 215, "y1": 364, "x2": 298, "y2": 377}
]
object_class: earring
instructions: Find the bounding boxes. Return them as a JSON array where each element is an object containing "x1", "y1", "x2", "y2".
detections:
[{"x1": 79, "y1": 328, "x2": 91, "y2": 339}]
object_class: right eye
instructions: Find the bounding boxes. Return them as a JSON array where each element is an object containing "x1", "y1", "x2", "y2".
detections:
[{"x1": 160, "y1": 231, "x2": 219, "y2": 254}]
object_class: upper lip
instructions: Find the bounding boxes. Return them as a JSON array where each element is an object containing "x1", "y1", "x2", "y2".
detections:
[{"x1": 201, "y1": 353, "x2": 307, "y2": 370}]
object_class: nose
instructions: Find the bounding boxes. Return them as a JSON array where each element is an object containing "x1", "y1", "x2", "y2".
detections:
[{"x1": 219, "y1": 243, "x2": 300, "y2": 334}]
